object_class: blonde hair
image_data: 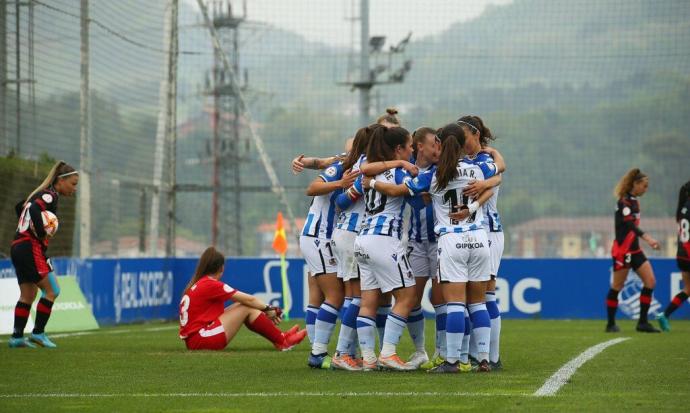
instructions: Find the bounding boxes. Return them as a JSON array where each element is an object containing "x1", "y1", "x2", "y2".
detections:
[
  {"x1": 25, "y1": 160, "x2": 77, "y2": 204},
  {"x1": 613, "y1": 168, "x2": 647, "y2": 199},
  {"x1": 376, "y1": 107, "x2": 400, "y2": 126}
]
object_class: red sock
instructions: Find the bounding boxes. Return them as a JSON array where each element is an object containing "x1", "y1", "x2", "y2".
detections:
[{"x1": 246, "y1": 312, "x2": 284, "y2": 344}]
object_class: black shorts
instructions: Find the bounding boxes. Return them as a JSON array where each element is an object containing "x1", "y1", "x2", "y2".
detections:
[
  {"x1": 10, "y1": 240, "x2": 51, "y2": 284},
  {"x1": 612, "y1": 250, "x2": 647, "y2": 271},
  {"x1": 677, "y1": 258, "x2": 690, "y2": 272}
]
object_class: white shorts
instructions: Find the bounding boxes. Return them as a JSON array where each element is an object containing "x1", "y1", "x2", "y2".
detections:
[
  {"x1": 487, "y1": 231, "x2": 504, "y2": 278},
  {"x1": 354, "y1": 235, "x2": 415, "y2": 293},
  {"x1": 332, "y1": 229, "x2": 359, "y2": 281},
  {"x1": 407, "y1": 240, "x2": 438, "y2": 278},
  {"x1": 299, "y1": 236, "x2": 338, "y2": 276},
  {"x1": 437, "y1": 231, "x2": 491, "y2": 283}
]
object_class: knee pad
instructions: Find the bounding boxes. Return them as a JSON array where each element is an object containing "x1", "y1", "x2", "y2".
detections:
[{"x1": 42, "y1": 271, "x2": 61, "y2": 298}]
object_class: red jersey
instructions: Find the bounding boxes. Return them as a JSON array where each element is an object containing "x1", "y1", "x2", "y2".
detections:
[
  {"x1": 678, "y1": 199, "x2": 690, "y2": 261},
  {"x1": 179, "y1": 276, "x2": 237, "y2": 339},
  {"x1": 612, "y1": 193, "x2": 644, "y2": 255},
  {"x1": 13, "y1": 187, "x2": 59, "y2": 250}
]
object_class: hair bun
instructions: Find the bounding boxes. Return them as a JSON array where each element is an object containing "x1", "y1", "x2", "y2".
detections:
[{"x1": 386, "y1": 107, "x2": 398, "y2": 115}]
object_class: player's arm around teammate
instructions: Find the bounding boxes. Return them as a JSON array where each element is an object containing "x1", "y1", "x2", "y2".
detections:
[
  {"x1": 427, "y1": 123, "x2": 498, "y2": 373},
  {"x1": 330, "y1": 126, "x2": 381, "y2": 370},
  {"x1": 657, "y1": 180, "x2": 690, "y2": 331},
  {"x1": 353, "y1": 126, "x2": 419, "y2": 371},
  {"x1": 300, "y1": 145, "x2": 357, "y2": 369},
  {"x1": 179, "y1": 247, "x2": 306, "y2": 351},
  {"x1": 456, "y1": 115, "x2": 506, "y2": 369},
  {"x1": 362, "y1": 127, "x2": 442, "y2": 368},
  {"x1": 292, "y1": 154, "x2": 341, "y2": 174},
  {"x1": 9, "y1": 161, "x2": 78, "y2": 349},
  {"x1": 605, "y1": 168, "x2": 661, "y2": 333}
]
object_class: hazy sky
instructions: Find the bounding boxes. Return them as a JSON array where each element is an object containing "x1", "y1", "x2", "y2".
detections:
[{"x1": 187, "y1": 0, "x2": 513, "y2": 47}]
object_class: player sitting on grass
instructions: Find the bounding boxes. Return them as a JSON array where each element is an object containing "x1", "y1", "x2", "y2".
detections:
[{"x1": 179, "y1": 246, "x2": 306, "y2": 351}]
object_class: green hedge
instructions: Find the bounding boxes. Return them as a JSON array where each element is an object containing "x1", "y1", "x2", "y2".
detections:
[{"x1": 0, "y1": 156, "x2": 75, "y2": 258}]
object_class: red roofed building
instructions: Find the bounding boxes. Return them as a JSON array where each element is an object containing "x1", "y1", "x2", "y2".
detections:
[{"x1": 510, "y1": 216, "x2": 677, "y2": 258}]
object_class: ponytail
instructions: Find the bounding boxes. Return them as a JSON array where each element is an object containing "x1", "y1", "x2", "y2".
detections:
[
  {"x1": 366, "y1": 126, "x2": 410, "y2": 163},
  {"x1": 677, "y1": 180, "x2": 690, "y2": 222},
  {"x1": 613, "y1": 168, "x2": 646, "y2": 199},
  {"x1": 25, "y1": 160, "x2": 77, "y2": 204},
  {"x1": 185, "y1": 246, "x2": 226, "y2": 294},
  {"x1": 342, "y1": 124, "x2": 381, "y2": 171},
  {"x1": 434, "y1": 123, "x2": 466, "y2": 191}
]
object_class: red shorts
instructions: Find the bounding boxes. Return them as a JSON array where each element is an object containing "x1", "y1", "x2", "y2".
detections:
[{"x1": 185, "y1": 319, "x2": 228, "y2": 351}]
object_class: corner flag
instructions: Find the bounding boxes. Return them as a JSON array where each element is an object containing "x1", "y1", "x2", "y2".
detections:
[
  {"x1": 272, "y1": 212, "x2": 288, "y2": 255},
  {"x1": 271, "y1": 212, "x2": 290, "y2": 320}
]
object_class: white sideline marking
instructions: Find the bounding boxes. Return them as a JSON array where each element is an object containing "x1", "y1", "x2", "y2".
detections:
[
  {"x1": 534, "y1": 337, "x2": 630, "y2": 397},
  {"x1": 0, "y1": 325, "x2": 177, "y2": 343},
  {"x1": 0, "y1": 391, "x2": 530, "y2": 399}
]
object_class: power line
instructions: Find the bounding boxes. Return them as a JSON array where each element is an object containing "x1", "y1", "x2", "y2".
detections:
[{"x1": 32, "y1": 0, "x2": 203, "y2": 56}]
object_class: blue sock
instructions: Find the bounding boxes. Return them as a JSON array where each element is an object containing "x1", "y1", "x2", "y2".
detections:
[
  {"x1": 376, "y1": 304, "x2": 392, "y2": 349},
  {"x1": 468, "y1": 302, "x2": 491, "y2": 362},
  {"x1": 460, "y1": 310, "x2": 471, "y2": 363},
  {"x1": 305, "y1": 305, "x2": 319, "y2": 345},
  {"x1": 381, "y1": 312, "x2": 407, "y2": 357},
  {"x1": 336, "y1": 297, "x2": 360, "y2": 354},
  {"x1": 445, "y1": 302, "x2": 466, "y2": 364},
  {"x1": 486, "y1": 292, "x2": 501, "y2": 363},
  {"x1": 341, "y1": 297, "x2": 352, "y2": 321},
  {"x1": 312, "y1": 302, "x2": 339, "y2": 355},
  {"x1": 356, "y1": 316, "x2": 377, "y2": 362},
  {"x1": 407, "y1": 306, "x2": 426, "y2": 352},
  {"x1": 434, "y1": 304, "x2": 447, "y2": 358}
]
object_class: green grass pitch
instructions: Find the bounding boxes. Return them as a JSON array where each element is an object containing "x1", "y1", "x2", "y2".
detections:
[{"x1": 1, "y1": 319, "x2": 688, "y2": 412}]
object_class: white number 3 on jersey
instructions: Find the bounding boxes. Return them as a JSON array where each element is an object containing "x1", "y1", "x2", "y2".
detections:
[
  {"x1": 179, "y1": 295, "x2": 190, "y2": 326},
  {"x1": 16, "y1": 203, "x2": 32, "y2": 233}
]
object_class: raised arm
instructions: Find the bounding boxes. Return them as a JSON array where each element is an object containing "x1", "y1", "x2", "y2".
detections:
[
  {"x1": 306, "y1": 169, "x2": 358, "y2": 196},
  {"x1": 363, "y1": 177, "x2": 410, "y2": 197},
  {"x1": 360, "y1": 159, "x2": 418, "y2": 177},
  {"x1": 482, "y1": 147, "x2": 506, "y2": 174},
  {"x1": 292, "y1": 154, "x2": 340, "y2": 174}
]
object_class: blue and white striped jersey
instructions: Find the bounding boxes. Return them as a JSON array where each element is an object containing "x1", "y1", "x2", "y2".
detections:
[
  {"x1": 408, "y1": 164, "x2": 437, "y2": 243},
  {"x1": 406, "y1": 157, "x2": 496, "y2": 235},
  {"x1": 301, "y1": 161, "x2": 343, "y2": 239},
  {"x1": 336, "y1": 155, "x2": 366, "y2": 233},
  {"x1": 474, "y1": 152, "x2": 502, "y2": 232},
  {"x1": 359, "y1": 167, "x2": 411, "y2": 239}
]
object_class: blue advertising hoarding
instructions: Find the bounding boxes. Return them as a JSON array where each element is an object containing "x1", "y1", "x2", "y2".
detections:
[{"x1": 0, "y1": 258, "x2": 687, "y2": 325}]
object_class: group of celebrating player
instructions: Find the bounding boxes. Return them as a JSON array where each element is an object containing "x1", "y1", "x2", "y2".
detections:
[
  {"x1": 6, "y1": 112, "x2": 689, "y2": 364},
  {"x1": 293, "y1": 109, "x2": 506, "y2": 372}
]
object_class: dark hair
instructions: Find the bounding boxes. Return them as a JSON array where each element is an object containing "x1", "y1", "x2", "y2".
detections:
[
  {"x1": 677, "y1": 180, "x2": 690, "y2": 222},
  {"x1": 366, "y1": 126, "x2": 410, "y2": 163},
  {"x1": 412, "y1": 127, "x2": 436, "y2": 160},
  {"x1": 434, "y1": 123, "x2": 466, "y2": 191},
  {"x1": 376, "y1": 107, "x2": 401, "y2": 126},
  {"x1": 185, "y1": 246, "x2": 225, "y2": 293},
  {"x1": 613, "y1": 168, "x2": 647, "y2": 199},
  {"x1": 457, "y1": 115, "x2": 494, "y2": 147},
  {"x1": 25, "y1": 160, "x2": 77, "y2": 203},
  {"x1": 342, "y1": 123, "x2": 382, "y2": 171}
]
